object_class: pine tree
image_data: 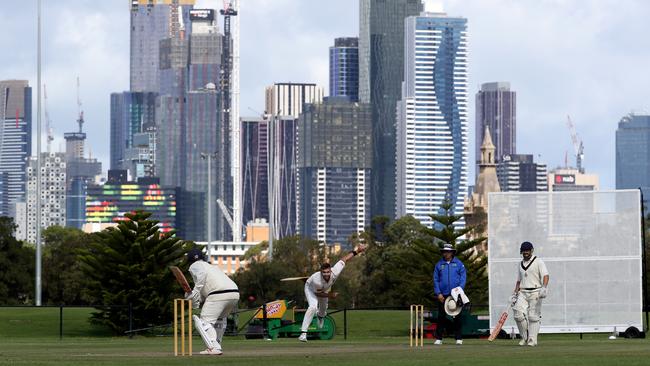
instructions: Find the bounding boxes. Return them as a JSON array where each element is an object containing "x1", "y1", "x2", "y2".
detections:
[
  {"x1": 79, "y1": 211, "x2": 189, "y2": 333},
  {"x1": 427, "y1": 200, "x2": 488, "y2": 305}
]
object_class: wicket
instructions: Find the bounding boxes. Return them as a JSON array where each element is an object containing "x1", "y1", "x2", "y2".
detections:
[
  {"x1": 173, "y1": 298, "x2": 192, "y2": 356},
  {"x1": 409, "y1": 304, "x2": 424, "y2": 347}
]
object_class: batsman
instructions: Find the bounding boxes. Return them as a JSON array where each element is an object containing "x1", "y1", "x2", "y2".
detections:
[
  {"x1": 511, "y1": 241, "x2": 549, "y2": 347},
  {"x1": 185, "y1": 248, "x2": 240, "y2": 355}
]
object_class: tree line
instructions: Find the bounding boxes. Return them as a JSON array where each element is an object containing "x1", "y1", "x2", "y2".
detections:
[{"x1": 0, "y1": 203, "x2": 490, "y2": 334}]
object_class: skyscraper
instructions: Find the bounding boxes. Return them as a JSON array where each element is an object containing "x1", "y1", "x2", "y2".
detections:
[
  {"x1": 110, "y1": 91, "x2": 157, "y2": 173},
  {"x1": 64, "y1": 115, "x2": 102, "y2": 229},
  {"x1": 0, "y1": 80, "x2": 31, "y2": 217},
  {"x1": 476, "y1": 82, "x2": 516, "y2": 171},
  {"x1": 297, "y1": 98, "x2": 372, "y2": 245},
  {"x1": 129, "y1": 0, "x2": 195, "y2": 92},
  {"x1": 396, "y1": 11, "x2": 468, "y2": 228},
  {"x1": 616, "y1": 114, "x2": 650, "y2": 200},
  {"x1": 359, "y1": 0, "x2": 423, "y2": 220},
  {"x1": 265, "y1": 83, "x2": 323, "y2": 118},
  {"x1": 241, "y1": 117, "x2": 269, "y2": 229},
  {"x1": 496, "y1": 154, "x2": 547, "y2": 192},
  {"x1": 329, "y1": 37, "x2": 359, "y2": 101}
]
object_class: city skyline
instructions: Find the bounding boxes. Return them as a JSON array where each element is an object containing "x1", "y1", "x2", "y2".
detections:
[{"x1": 2, "y1": 0, "x2": 650, "y2": 191}]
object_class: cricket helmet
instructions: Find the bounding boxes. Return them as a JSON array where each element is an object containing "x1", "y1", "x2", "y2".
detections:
[
  {"x1": 520, "y1": 241, "x2": 534, "y2": 253},
  {"x1": 444, "y1": 297, "x2": 462, "y2": 317},
  {"x1": 186, "y1": 247, "x2": 205, "y2": 263}
]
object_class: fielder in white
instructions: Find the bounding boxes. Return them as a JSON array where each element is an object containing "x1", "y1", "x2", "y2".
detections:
[
  {"x1": 185, "y1": 248, "x2": 239, "y2": 355},
  {"x1": 511, "y1": 241, "x2": 549, "y2": 347},
  {"x1": 298, "y1": 243, "x2": 366, "y2": 342}
]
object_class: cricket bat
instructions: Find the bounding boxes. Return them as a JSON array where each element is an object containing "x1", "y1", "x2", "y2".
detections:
[
  {"x1": 170, "y1": 266, "x2": 192, "y2": 293},
  {"x1": 488, "y1": 303, "x2": 512, "y2": 341}
]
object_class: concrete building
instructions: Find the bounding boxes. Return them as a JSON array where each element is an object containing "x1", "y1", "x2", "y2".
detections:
[
  {"x1": 245, "y1": 218, "x2": 269, "y2": 242},
  {"x1": 265, "y1": 83, "x2": 323, "y2": 118},
  {"x1": 329, "y1": 37, "x2": 359, "y2": 101},
  {"x1": 497, "y1": 154, "x2": 547, "y2": 192},
  {"x1": 110, "y1": 92, "x2": 157, "y2": 173},
  {"x1": 297, "y1": 98, "x2": 372, "y2": 246},
  {"x1": 359, "y1": 0, "x2": 423, "y2": 219},
  {"x1": 548, "y1": 168, "x2": 599, "y2": 191},
  {"x1": 0, "y1": 80, "x2": 31, "y2": 217},
  {"x1": 25, "y1": 153, "x2": 67, "y2": 243},
  {"x1": 200, "y1": 240, "x2": 260, "y2": 275},
  {"x1": 396, "y1": 11, "x2": 468, "y2": 228},
  {"x1": 475, "y1": 82, "x2": 516, "y2": 173}
]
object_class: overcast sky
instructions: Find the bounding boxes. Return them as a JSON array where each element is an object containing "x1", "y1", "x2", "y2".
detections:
[{"x1": 3, "y1": 0, "x2": 650, "y2": 190}]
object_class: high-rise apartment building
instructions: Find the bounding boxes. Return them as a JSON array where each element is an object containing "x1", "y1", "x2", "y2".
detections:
[
  {"x1": 265, "y1": 83, "x2": 323, "y2": 118},
  {"x1": 241, "y1": 117, "x2": 269, "y2": 229},
  {"x1": 497, "y1": 154, "x2": 547, "y2": 192},
  {"x1": 616, "y1": 114, "x2": 650, "y2": 201},
  {"x1": 297, "y1": 98, "x2": 372, "y2": 245},
  {"x1": 476, "y1": 82, "x2": 516, "y2": 171},
  {"x1": 329, "y1": 37, "x2": 359, "y2": 101},
  {"x1": 0, "y1": 80, "x2": 31, "y2": 217},
  {"x1": 25, "y1": 153, "x2": 66, "y2": 243},
  {"x1": 359, "y1": 0, "x2": 423, "y2": 219},
  {"x1": 396, "y1": 11, "x2": 468, "y2": 228}
]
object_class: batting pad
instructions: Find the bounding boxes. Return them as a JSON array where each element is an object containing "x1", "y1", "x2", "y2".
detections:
[{"x1": 488, "y1": 190, "x2": 643, "y2": 334}]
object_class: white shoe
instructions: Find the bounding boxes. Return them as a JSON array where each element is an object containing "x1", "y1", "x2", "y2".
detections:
[
  {"x1": 434, "y1": 339, "x2": 442, "y2": 345},
  {"x1": 519, "y1": 339, "x2": 526, "y2": 346},
  {"x1": 317, "y1": 316, "x2": 325, "y2": 329},
  {"x1": 298, "y1": 333, "x2": 307, "y2": 342},
  {"x1": 455, "y1": 340, "x2": 463, "y2": 345},
  {"x1": 527, "y1": 339, "x2": 537, "y2": 347},
  {"x1": 199, "y1": 348, "x2": 223, "y2": 355}
]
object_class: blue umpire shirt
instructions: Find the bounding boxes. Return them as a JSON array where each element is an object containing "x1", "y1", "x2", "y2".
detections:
[{"x1": 433, "y1": 256, "x2": 467, "y2": 296}]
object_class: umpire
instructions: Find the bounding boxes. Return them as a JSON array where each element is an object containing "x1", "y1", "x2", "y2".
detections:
[{"x1": 433, "y1": 243, "x2": 467, "y2": 345}]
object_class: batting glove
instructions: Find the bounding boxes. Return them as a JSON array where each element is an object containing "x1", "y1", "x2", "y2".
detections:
[
  {"x1": 539, "y1": 287, "x2": 548, "y2": 299},
  {"x1": 510, "y1": 293, "x2": 518, "y2": 306}
]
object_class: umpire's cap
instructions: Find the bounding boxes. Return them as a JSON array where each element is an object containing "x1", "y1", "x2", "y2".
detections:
[
  {"x1": 441, "y1": 243, "x2": 456, "y2": 253},
  {"x1": 520, "y1": 241, "x2": 534, "y2": 253},
  {"x1": 186, "y1": 247, "x2": 205, "y2": 263}
]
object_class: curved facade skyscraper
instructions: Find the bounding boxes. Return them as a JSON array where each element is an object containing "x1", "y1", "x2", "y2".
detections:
[{"x1": 396, "y1": 12, "x2": 468, "y2": 228}]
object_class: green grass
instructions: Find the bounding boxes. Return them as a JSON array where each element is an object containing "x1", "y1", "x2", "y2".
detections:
[{"x1": 1, "y1": 308, "x2": 649, "y2": 365}]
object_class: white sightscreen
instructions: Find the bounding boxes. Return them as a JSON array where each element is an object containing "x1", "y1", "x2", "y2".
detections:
[{"x1": 488, "y1": 190, "x2": 643, "y2": 334}]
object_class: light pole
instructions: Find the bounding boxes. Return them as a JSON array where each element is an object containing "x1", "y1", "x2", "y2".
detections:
[
  {"x1": 35, "y1": 0, "x2": 42, "y2": 306},
  {"x1": 201, "y1": 152, "x2": 218, "y2": 262}
]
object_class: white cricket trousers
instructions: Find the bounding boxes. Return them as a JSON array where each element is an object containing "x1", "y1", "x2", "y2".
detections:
[
  {"x1": 300, "y1": 288, "x2": 328, "y2": 332},
  {"x1": 513, "y1": 290, "x2": 543, "y2": 345},
  {"x1": 200, "y1": 294, "x2": 239, "y2": 349}
]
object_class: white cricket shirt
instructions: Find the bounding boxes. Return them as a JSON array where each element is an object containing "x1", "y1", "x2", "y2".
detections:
[
  {"x1": 517, "y1": 256, "x2": 549, "y2": 289},
  {"x1": 305, "y1": 260, "x2": 345, "y2": 294}
]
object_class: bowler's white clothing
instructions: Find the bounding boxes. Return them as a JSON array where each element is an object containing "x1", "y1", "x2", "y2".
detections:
[{"x1": 300, "y1": 260, "x2": 345, "y2": 332}]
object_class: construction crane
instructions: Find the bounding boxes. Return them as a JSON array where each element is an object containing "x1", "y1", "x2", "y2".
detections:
[
  {"x1": 216, "y1": 198, "x2": 235, "y2": 232},
  {"x1": 76, "y1": 76, "x2": 84, "y2": 133},
  {"x1": 43, "y1": 84, "x2": 54, "y2": 153},
  {"x1": 566, "y1": 115, "x2": 584, "y2": 173}
]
